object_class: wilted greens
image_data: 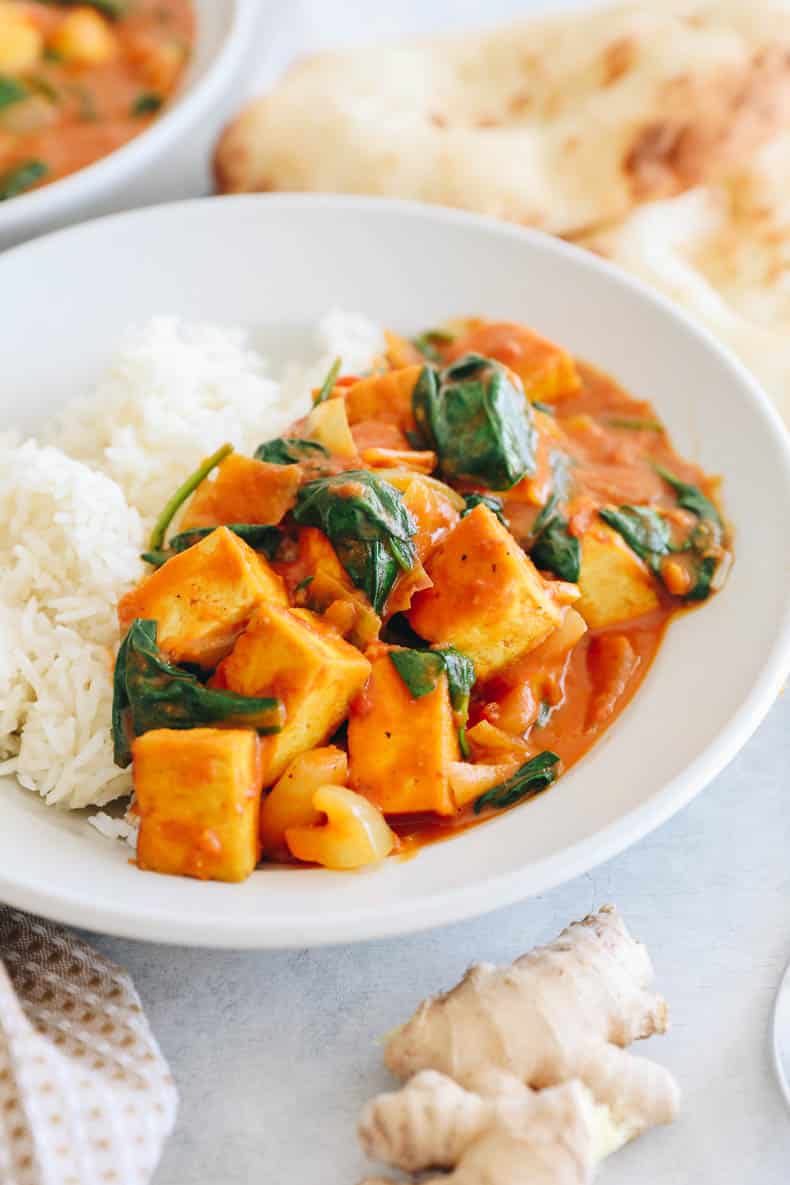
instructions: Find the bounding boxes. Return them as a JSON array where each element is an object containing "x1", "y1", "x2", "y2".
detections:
[
  {"x1": 112, "y1": 620, "x2": 284, "y2": 767},
  {"x1": 605, "y1": 416, "x2": 663, "y2": 432},
  {"x1": 654, "y1": 464, "x2": 722, "y2": 525},
  {"x1": 474, "y1": 751, "x2": 561, "y2": 813},
  {"x1": 0, "y1": 159, "x2": 47, "y2": 201},
  {"x1": 39, "y1": 0, "x2": 127, "y2": 17},
  {"x1": 314, "y1": 356, "x2": 342, "y2": 405},
  {"x1": 147, "y1": 442, "x2": 233, "y2": 553},
  {"x1": 131, "y1": 92, "x2": 163, "y2": 117},
  {"x1": 600, "y1": 474, "x2": 727, "y2": 602},
  {"x1": 389, "y1": 645, "x2": 475, "y2": 757},
  {"x1": 294, "y1": 470, "x2": 417, "y2": 614},
  {"x1": 141, "y1": 524, "x2": 281, "y2": 568},
  {"x1": 412, "y1": 328, "x2": 456, "y2": 363},
  {"x1": 0, "y1": 77, "x2": 27, "y2": 111},
  {"x1": 598, "y1": 506, "x2": 671, "y2": 574},
  {"x1": 525, "y1": 452, "x2": 580, "y2": 582},
  {"x1": 461, "y1": 492, "x2": 506, "y2": 525},
  {"x1": 254, "y1": 437, "x2": 329, "y2": 466},
  {"x1": 412, "y1": 355, "x2": 537, "y2": 490}
]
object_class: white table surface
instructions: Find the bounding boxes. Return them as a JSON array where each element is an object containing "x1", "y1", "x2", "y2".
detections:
[{"x1": 60, "y1": 0, "x2": 790, "y2": 1181}]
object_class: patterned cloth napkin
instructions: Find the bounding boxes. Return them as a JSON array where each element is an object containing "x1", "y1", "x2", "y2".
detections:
[{"x1": 0, "y1": 909, "x2": 177, "y2": 1185}]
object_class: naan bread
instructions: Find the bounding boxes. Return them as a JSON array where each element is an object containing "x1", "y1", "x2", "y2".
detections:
[
  {"x1": 216, "y1": 0, "x2": 790, "y2": 237},
  {"x1": 583, "y1": 133, "x2": 790, "y2": 423}
]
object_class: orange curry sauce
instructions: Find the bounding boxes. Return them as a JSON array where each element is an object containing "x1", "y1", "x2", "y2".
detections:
[
  {"x1": 0, "y1": 1, "x2": 194, "y2": 197},
  {"x1": 371, "y1": 343, "x2": 726, "y2": 854},
  {"x1": 119, "y1": 317, "x2": 730, "y2": 878}
]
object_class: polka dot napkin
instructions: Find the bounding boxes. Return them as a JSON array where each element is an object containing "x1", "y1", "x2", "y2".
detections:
[{"x1": 0, "y1": 909, "x2": 177, "y2": 1185}]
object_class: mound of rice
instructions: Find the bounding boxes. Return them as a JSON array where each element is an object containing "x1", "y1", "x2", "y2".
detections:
[
  {"x1": 0, "y1": 438, "x2": 143, "y2": 807},
  {"x1": 46, "y1": 313, "x2": 383, "y2": 526},
  {"x1": 0, "y1": 313, "x2": 382, "y2": 811}
]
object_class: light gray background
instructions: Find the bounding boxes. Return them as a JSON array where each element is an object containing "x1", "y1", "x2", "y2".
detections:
[{"x1": 79, "y1": 1, "x2": 790, "y2": 1182}]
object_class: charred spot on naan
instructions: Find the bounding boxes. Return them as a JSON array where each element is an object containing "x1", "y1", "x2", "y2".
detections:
[{"x1": 624, "y1": 47, "x2": 790, "y2": 200}]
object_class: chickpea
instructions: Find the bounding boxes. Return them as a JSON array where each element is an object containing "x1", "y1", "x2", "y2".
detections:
[
  {"x1": 0, "y1": 9, "x2": 43, "y2": 75},
  {"x1": 286, "y1": 786, "x2": 396, "y2": 870},
  {"x1": 50, "y1": 8, "x2": 118, "y2": 67}
]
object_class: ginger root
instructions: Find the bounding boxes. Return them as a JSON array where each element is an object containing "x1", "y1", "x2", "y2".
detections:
[
  {"x1": 360, "y1": 1072, "x2": 609, "y2": 1183},
  {"x1": 358, "y1": 906, "x2": 678, "y2": 1185}
]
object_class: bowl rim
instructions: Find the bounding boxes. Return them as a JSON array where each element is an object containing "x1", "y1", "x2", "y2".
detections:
[
  {"x1": 0, "y1": 0, "x2": 258, "y2": 236},
  {"x1": 1, "y1": 192, "x2": 789, "y2": 948}
]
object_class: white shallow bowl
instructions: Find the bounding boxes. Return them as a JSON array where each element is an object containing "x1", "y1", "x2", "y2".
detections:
[
  {"x1": 0, "y1": 0, "x2": 257, "y2": 248},
  {"x1": 1, "y1": 195, "x2": 789, "y2": 948}
]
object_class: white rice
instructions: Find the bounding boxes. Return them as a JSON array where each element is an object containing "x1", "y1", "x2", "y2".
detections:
[
  {"x1": 87, "y1": 808, "x2": 139, "y2": 849},
  {"x1": 0, "y1": 312, "x2": 382, "y2": 812},
  {"x1": 46, "y1": 313, "x2": 383, "y2": 527}
]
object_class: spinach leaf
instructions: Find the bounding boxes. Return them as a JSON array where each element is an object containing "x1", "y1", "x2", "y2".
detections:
[
  {"x1": 381, "y1": 613, "x2": 428, "y2": 649},
  {"x1": 598, "y1": 505, "x2": 671, "y2": 573},
  {"x1": 314, "y1": 356, "x2": 342, "y2": 405},
  {"x1": 474, "y1": 751, "x2": 561, "y2": 814},
  {"x1": 530, "y1": 519, "x2": 581, "y2": 582},
  {"x1": 0, "y1": 159, "x2": 47, "y2": 201},
  {"x1": 606, "y1": 416, "x2": 663, "y2": 432},
  {"x1": 686, "y1": 554, "x2": 717, "y2": 601},
  {"x1": 389, "y1": 649, "x2": 446, "y2": 698},
  {"x1": 0, "y1": 77, "x2": 27, "y2": 111},
  {"x1": 654, "y1": 463, "x2": 722, "y2": 526},
  {"x1": 38, "y1": 0, "x2": 127, "y2": 18},
  {"x1": 656, "y1": 466, "x2": 727, "y2": 600},
  {"x1": 142, "y1": 523, "x2": 281, "y2": 568},
  {"x1": 436, "y1": 646, "x2": 475, "y2": 715},
  {"x1": 294, "y1": 470, "x2": 417, "y2": 615},
  {"x1": 389, "y1": 646, "x2": 474, "y2": 708},
  {"x1": 148, "y1": 442, "x2": 233, "y2": 552},
  {"x1": 389, "y1": 645, "x2": 475, "y2": 757},
  {"x1": 461, "y1": 492, "x2": 506, "y2": 525},
  {"x1": 254, "y1": 437, "x2": 329, "y2": 466},
  {"x1": 412, "y1": 328, "x2": 455, "y2": 363},
  {"x1": 525, "y1": 452, "x2": 581, "y2": 583},
  {"x1": 112, "y1": 620, "x2": 284, "y2": 767},
  {"x1": 600, "y1": 502, "x2": 726, "y2": 602},
  {"x1": 27, "y1": 75, "x2": 59, "y2": 103},
  {"x1": 412, "y1": 355, "x2": 537, "y2": 490},
  {"x1": 131, "y1": 91, "x2": 163, "y2": 116},
  {"x1": 337, "y1": 538, "x2": 399, "y2": 617}
]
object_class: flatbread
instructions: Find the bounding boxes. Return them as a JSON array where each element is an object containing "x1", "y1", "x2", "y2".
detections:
[
  {"x1": 215, "y1": 0, "x2": 790, "y2": 237},
  {"x1": 582, "y1": 133, "x2": 790, "y2": 423}
]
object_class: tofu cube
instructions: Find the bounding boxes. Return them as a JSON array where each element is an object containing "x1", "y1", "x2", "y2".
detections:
[
  {"x1": 215, "y1": 604, "x2": 371, "y2": 784},
  {"x1": 181, "y1": 453, "x2": 300, "y2": 529},
  {"x1": 401, "y1": 476, "x2": 460, "y2": 562},
  {"x1": 408, "y1": 505, "x2": 562, "y2": 679},
  {"x1": 133, "y1": 728, "x2": 263, "y2": 882},
  {"x1": 446, "y1": 321, "x2": 580, "y2": 403},
  {"x1": 348, "y1": 647, "x2": 459, "y2": 815},
  {"x1": 343, "y1": 365, "x2": 422, "y2": 429},
  {"x1": 576, "y1": 523, "x2": 660, "y2": 629},
  {"x1": 118, "y1": 526, "x2": 287, "y2": 667}
]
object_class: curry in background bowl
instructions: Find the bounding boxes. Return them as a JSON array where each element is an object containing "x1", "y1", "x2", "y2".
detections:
[{"x1": 0, "y1": 0, "x2": 194, "y2": 200}]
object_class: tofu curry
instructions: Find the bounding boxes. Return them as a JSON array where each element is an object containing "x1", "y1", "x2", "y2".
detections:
[
  {"x1": 113, "y1": 318, "x2": 731, "y2": 882},
  {"x1": 0, "y1": 0, "x2": 194, "y2": 201}
]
